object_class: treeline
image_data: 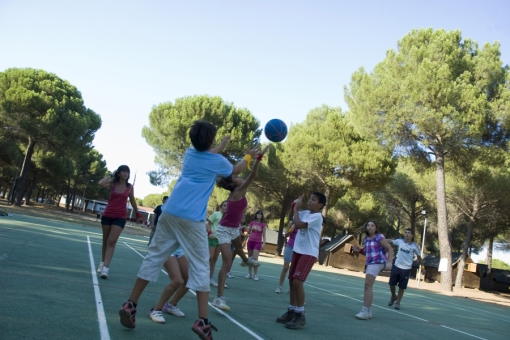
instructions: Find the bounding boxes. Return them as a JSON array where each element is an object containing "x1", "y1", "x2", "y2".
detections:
[
  {"x1": 141, "y1": 29, "x2": 510, "y2": 292},
  {"x1": 0, "y1": 68, "x2": 111, "y2": 210}
]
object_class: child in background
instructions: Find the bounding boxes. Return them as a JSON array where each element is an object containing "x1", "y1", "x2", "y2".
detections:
[
  {"x1": 352, "y1": 220, "x2": 394, "y2": 320},
  {"x1": 206, "y1": 201, "x2": 227, "y2": 287},
  {"x1": 276, "y1": 202, "x2": 297, "y2": 293},
  {"x1": 246, "y1": 210, "x2": 267, "y2": 281}
]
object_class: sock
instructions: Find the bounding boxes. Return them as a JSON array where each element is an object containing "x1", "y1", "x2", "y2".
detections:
[
  {"x1": 288, "y1": 305, "x2": 296, "y2": 311},
  {"x1": 361, "y1": 306, "x2": 368, "y2": 313},
  {"x1": 295, "y1": 306, "x2": 305, "y2": 313},
  {"x1": 128, "y1": 300, "x2": 137, "y2": 307},
  {"x1": 200, "y1": 317, "x2": 209, "y2": 325}
]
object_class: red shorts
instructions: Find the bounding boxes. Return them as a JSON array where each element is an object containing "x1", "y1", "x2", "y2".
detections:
[{"x1": 288, "y1": 252, "x2": 316, "y2": 282}]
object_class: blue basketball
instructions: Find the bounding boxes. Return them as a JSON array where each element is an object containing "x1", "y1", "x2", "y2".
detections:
[{"x1": 264, "y1": 119, "x2": 288, "y2": 142}]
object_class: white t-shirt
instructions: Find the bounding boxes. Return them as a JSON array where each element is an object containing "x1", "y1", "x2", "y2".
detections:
[
  {"x1": 393, "y1": 238, "x2": 421, "y2": 270},
  {"x1": 292, "y1": 210, "x2": 323, "y2": 258}
]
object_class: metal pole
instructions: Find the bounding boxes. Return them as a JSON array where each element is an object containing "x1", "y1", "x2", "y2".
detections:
[
  {"x1": 79, "y1": 180, "x2": 93, "y2": 215},
  {"x1": 417, "y1": 213, "x2": 427, "y2": 287}
]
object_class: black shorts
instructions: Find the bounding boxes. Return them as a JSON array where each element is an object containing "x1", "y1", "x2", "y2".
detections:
[
  {"x1": 388, "y1": 266, "x2": 412, "y2": 289},
  {"x1": 101, "y1": 216, "x2": 127, "y2": 229}
]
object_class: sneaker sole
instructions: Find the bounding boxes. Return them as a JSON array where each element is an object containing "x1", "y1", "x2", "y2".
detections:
[
  {"x1": 285, "y1": 321, "x2": 306, "y2": 329},
  {"x1": 119, "y1": 309, "x2": 136, "y2": 329},
  {"x1": 100, "y1": 275, "x2": 108, "y2": 279},
  {"x1": 149, "y1": 316, "x2": 166, "y2": 324},
  {"x1": 355, "y1": 315, "x2": 371, "y2": 320},
  {"x1": 164, "y1": 311, "x2": 185, "y2": 317},
  {"x1": 212, "y1": 303, "x2": 231, "y2": 311}
]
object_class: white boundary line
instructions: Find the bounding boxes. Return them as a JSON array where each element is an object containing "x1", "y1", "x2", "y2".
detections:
[
  {"x1": 87, "y1": 236, "x2": 110, "y2": 340},
  {"x1": 123, "y1": 242, "x2": 265, "y2": 340}
]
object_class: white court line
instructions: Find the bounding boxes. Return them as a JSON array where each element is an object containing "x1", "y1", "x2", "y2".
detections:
[
  {"x1": 123, "y1": 242, "x2": 265, "y2": 340},
  {"x1": 305, "y1": 283, "x2": 489, "y2": 339},
  {"x1": 87, "y1": 236, "x2": 110, "y2": 340}
]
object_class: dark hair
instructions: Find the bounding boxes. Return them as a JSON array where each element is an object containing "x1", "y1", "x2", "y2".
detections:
[
  {"x1": 363, "y1": 220, "x2": 379, "y2": 236},
  {"x1": 114, "y1": 165, "x2": 131, "y2": 186},
  {"x1": 312, "y1": 192, "x2": 327, "y2": 209},
  {"x1": 219, "y1": 200, "x2": 228, "y2": 211},
  {"x1": 189, "y1": 120, "x2": 217, "y2": 151},
  {"x1": 162, "y1": 196, "x2": 169, "y2": 202},
  {"x1": 404, "y1": 228, "x2": 413, "y2": 234},
  {"x1": 216, "y1": 175, "x2": 236, "y2": 191},
  {"x1": 254, "y1": 209, "x2": 264, "y2": 223}
]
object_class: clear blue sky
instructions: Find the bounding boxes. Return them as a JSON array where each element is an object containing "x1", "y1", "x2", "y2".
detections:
[{"x1": 1, "y1": 0, "x2": 509, "y2": 201}]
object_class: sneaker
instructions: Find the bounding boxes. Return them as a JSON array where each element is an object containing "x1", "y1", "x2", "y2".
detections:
[
  {"x1": 276, "y1": 309, "x2": 295, "y2": 323},
  {"x1": 253, "y1": 275, "x2": 259, "y2": 281},
  {"x1": 275, "y1": 286, "x2": 282, "y2": 294},
  {"x1": 394, "y1": 302, "x2": 401, "y2": 310},
  {"x1": 191, "y1": 318, "x2": 218, "y2": 340},
  {"x1": 240, "y1": 257, "x2": 261, "y2": 267},
  {"x1": 285, "y1": 312, "x2": 306, "y2": 329},
  {"x1": 227, "y1": 272, "x2": 234, "y2": 278},
  {"x1": 162, "y1": 302, "x2": 185, "y2": 317},
  {"x1": 388, "y1": 295, "x2": 397, "y2": 306},
  {"x1": 97, "y1": 262, "x2": 104, "y2": 273},
  {"x1": 212, "y1": 296, "x2": 230, "y2": 311},
  {"x1": 224, "y1": 282, "x2": 229, "y2": 288},
  {"x1": 148, "y1": 308, "x2": 166, "y2": 324},
  {"x1": 355, "y1": 310, "x2": 371, "y2": 320},
  {"x1": 210, "y1": 278, "x2": 218, "y2": 287},
  {"x1": 245, "y1": 274, "x2": 252, "y2": 279},
  {"x1": 100, "y1": 267, "x2": 109, "y2": 279},
  {"x1": 119, "y1": 301, "x2": 137, "y2": 329}
]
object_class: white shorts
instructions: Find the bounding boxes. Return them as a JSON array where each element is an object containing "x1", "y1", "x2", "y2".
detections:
[
  {"x1": 365, "y1": 263, "x2": 385, "y2": 277},
  {"x1": 137, "y1": 213, "x2": 210, "y2": 292},
  {"x1": 216, "y1": 224, "x2": 240, "y2": 244}
]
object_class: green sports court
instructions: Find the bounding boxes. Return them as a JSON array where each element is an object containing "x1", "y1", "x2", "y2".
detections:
[{"x1": 1, "y1": 214, "x2": 508, "y2": 340}]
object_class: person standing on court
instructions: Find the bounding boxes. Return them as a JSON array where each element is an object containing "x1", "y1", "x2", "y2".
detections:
[
  {"x1": 97, "y1": 165, "x2": 143, "y2": 279},
  {"x1": 352, "y1": 220, "x2": 394, "y2": 320},
  {"x1": 387, "y1": 228, "x2": 425, "y2": 310},
  {"x1": 119, "y1": 120, "x2": 258, "y2": 340},
  {"x1": 148, "y1": 195, "x2": 168, "y2": 246},
  {"x1": 276, "y1": 193, "x2": 326, "y2": 330}
]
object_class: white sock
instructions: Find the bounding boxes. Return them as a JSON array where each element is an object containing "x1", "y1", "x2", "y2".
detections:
[{"x1": 289, "y1": 305, "x2": 296, "y2": 311}]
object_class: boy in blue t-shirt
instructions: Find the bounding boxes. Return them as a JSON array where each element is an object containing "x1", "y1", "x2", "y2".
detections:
[
  {"x1": 387, "y1": 228, "x2": 425, "y2": 310},
  {"x1": 119, "y1": 120, "x2": 259, "y2": 340}
]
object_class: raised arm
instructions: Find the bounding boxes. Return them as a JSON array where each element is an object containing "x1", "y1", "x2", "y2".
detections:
[
  {"x1": 98, "y1": 172, "x2": 115, "y2": 187},
  {"x1": 232, "y1": 146, "x2": 259, "y2": 175},
  {"x1": 210, "y1": 135, "x2": 230, "y2": 154},
  {"x1": 292, "y1": 195, "x2": 308, "y2": 230}
]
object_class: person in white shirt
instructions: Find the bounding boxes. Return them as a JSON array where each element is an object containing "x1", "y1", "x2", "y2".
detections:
[
  {"x1": 387, "y1": 228, "x2": 426, "y2": 310},
  {"x1": 275, "y1": 192, "x2": 325, "y2": 330}
]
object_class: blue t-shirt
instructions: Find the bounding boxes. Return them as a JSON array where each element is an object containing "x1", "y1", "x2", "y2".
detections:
[{"x1": 162, "y1": 148, "x2": 233, "y2": 221}]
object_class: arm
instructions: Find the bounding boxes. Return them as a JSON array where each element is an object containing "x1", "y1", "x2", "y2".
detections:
[
  {"x1": 232, "y1": 146, "x2": 260, "y2": 175},
  {"x1": 380, "y1": 238, "x2": 394, "y2": 270},
  {"x1": 292, "y1": 195, "x2": 308, "y2": 230},
  {"x1": 417, "y1": 255, "x2": 426, "y2": 274},
  {"x1": 98, "y1": 172, "x2": 115, "y2": 187},
  {"x1": 128, "y1": 186, "x2": 143, "y2": 223},
  {"x1": 206, "y1": 219, "x2": 215, "y2": 239},
  {"x1": 262, "y1": 225, "x2": 267, "y2": 249},
  {"x1": 232, "y1": 146, "x2": 270, "y2": 199},
  {"x1": 210, "y1": 135, "x2": 230, "y2": 154}
]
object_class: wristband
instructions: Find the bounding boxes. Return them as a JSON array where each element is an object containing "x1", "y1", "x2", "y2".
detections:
[
  {"x1": 243, "y1": 154, "x2": 252, "y2": 170},
  {"x1": 256, "y1": 153, "x2": 263, "y2": 161}
]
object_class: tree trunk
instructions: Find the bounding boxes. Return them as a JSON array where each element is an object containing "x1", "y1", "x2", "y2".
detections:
[
  {"x1": 15, "y1": 137, "x2": 36, "y2": 206},
  {"x1": 455, "y1": 219, "x2": 474, "y2": 288},
  {"x1": 435, "y1": 151, "x2": 453, "y2": 291},
  {"x1": 65, "y1": 179, "x2": 71, "y2": 211},
  {"x1": 25, "y1": 170, "x2": 38, "y2": 205},
  {"x1": 276, "y1": 193, "x2": 291, "y2": 256},
  {"x1": 486, "y1": 236, "x2": 494, "y2": 273},
  {"x1": 71, "y1": 186, "x2": 77, "y2": 212}
]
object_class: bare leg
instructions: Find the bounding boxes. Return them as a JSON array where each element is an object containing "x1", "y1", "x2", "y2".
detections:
[
  {"x1": 128, "y1": 277, "x2": 150, "y2": 304},
  {"x1": 291, "y1": 279, "x2": 305, "y2": 307},
  {"x1": 247, "y1": 249, "x2": 253, "y2": 275},
  {"x1": 397, "y1": 287, "x2": 405, "y2": 303},
  {"x1": 252, "y1": 249, "x2": 260, "y2": 275},
  {"x1": 197, "y1": 291, "x2": 209, "y2": 319},
  {"x1": 101, "y1": 224, "x2": 112, "y2": 261},
  {"x1": 363, "y1": 274, "x2": 376, "y2": 307},
  {"x1": 390, "y1": 285, "x2": 397, "y2": 299},
  {"x1": 279, "y1": 261, "x2": 290, "y2": 286},
  {"x1": 209, "y1": 246, "x2": 219, "y2": 279},
  {"x1": 103, "y1": 225, "x2": 123, "y2": 267},
  {"x1": 154, "y1": 256, "x2": 184, "y2": 310},
  {"x1": 217, "y1": 243, "x2": 232, "y2": 297}
]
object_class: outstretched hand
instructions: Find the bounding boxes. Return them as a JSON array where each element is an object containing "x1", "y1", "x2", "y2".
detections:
[
  {"x1": 246, "y1": 146, "x2": 259, "y2": 158},
  {"x1": 293, "y1": 195, "x2": 305, "y2": 210}
]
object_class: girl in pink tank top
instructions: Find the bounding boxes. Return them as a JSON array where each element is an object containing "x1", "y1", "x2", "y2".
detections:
[
  {"x1": 96, "y1": 165, "x2": 143, "y2": 279},
  {"x1": 210, "y1": 145, "x2": 269, "y2": 311}
]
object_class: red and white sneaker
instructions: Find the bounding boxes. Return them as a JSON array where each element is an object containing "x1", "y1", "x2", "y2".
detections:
[
  {"x1": 191, "y1": 318, "x2": 218, "y2": 340},
  {"x1": 119, "y1": 301, "x2": 137, "y2": 329}
]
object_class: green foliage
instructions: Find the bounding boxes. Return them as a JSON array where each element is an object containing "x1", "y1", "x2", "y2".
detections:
[
  {"x1": 142, "y1": 95, "x2": 261, "y2": 183},
  {"x1": 143, "y1": 193, "x2": 168, "y2": 208},
  {"x1": 478, "y1": 259, "x2": 510, "y2": 270}
]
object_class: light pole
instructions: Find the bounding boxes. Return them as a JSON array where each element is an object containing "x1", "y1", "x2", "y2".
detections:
[
  {"x1": 417, "y1": 210, "x2": 427, "y2": 287},
  {"x1": 79, "y1": 180, "x2": 93, "y2": 215}
]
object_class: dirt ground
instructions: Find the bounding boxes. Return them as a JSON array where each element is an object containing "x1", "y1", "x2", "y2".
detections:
[{"x1": 2, "y1": 199, "x2": 509, "y2": 308}]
